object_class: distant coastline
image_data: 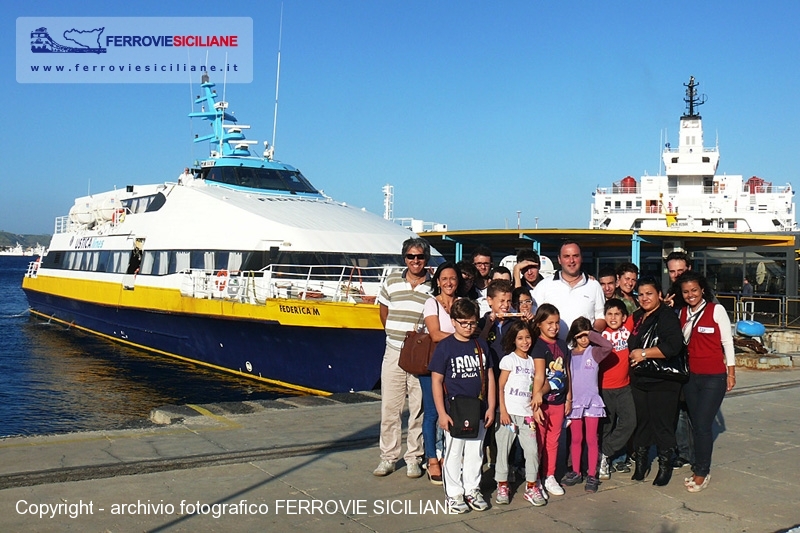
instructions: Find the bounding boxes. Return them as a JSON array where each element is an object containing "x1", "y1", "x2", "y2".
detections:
[{"x1": 0, "y1": 231, "x2": 51, "y2": 250}]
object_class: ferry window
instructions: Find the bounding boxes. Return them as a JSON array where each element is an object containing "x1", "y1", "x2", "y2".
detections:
[
  {"x1": 171, "y1": 251, "x2": 191, "y2": 273},
  {"x1": 154, "y1": 251, "x2": 169, "y2": 275},
  {"x1": 626, "y1": 201, "x2": 632, "y2": 209},
  {"x1": 283, "y1": 171, "x2": 317, "y2": 194},
  {"x1": 110, "y1": 251, "x2": 130, "y2": 274},
  {"x1": 87, "y1": 252, "x2": 100, "y2": 271},
  {"x1": 221, "y1": 167, "x2": 237, "y2": 185},
  {"x1": 636, "y1": 201, "x2": 642, "y2": 208},
  {"x1": 73, "y1": 251, "x2": 84, "y2": 270},
  {"x1": 252, "y1": 168, "x2": 288, "y2": 190},
  {"x1": 205, "y1": 167, "x2": 223, "y2": 183},
  {"x1": 141, "y1": 252, "x2": 155, "y2": 275},
  {"x1": 190, "y1": 251, "x2": 216, "y2": 271},
  {"x1": 215, "y1": 252, "x2": 230, "y2": 271},
  {"x1": 614, "y1": 201, "x2": 621, "y2": 209},
  {"x1": 97, "y1": 251, "x2": 110, "y2": 272},
  {"x1": 228, "y1": 252, "x2": 243, "y2": 272}
]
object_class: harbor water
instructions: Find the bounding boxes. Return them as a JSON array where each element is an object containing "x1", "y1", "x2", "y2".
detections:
[{"x1": 0, "y1": 256, "x2": 300, "y2": 438}]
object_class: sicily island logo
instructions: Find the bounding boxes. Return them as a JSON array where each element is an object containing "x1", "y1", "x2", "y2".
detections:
[{"x1": 31, "y1": 26, "x2": 107, "y2": 54}]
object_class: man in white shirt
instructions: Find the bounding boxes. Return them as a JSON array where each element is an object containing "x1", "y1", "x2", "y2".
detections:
[{"x1": 532, "y1": 241, "x2": 606, "y2": 339}]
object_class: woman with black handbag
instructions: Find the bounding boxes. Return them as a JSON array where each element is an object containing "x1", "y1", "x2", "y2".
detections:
[
  {"x1": 677, "y1": 271, "x2": 735, "y2": 493},
  {"x1": 627, "y1": 276, "x2": 686, "y2": 486}
]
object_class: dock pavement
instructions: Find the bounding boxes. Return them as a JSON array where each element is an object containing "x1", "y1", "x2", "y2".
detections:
[{"x1": 1, "y1": 367, "x2": 800, "y2": 532}]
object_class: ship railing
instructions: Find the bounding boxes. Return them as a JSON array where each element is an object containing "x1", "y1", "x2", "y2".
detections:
[
  {"x1": 663, "y1": 147, "x2": 718, "y2": 154},
  {"x1": 180, "y1": 264, "x2": 403, "y2": 305},
  {"x1": 24, "y1": 259, "x2": 42, "y2": 278}
]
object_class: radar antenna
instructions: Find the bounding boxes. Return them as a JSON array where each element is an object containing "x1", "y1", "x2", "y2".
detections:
[{"x1": 683, "y1": 75, "x2": 707, "y2": 119}]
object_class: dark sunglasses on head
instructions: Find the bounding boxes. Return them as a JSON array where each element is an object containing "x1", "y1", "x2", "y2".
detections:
[{"x1": 405, "y1": 254, "x2": 426, "y2": 260}]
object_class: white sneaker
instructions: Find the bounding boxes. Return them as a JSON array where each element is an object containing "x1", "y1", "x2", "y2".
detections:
[
  {"x1": 373, "y1": 460, "x2": 395, "y2": 477},
  {"x1": 544, "y1": 475, "x2": 564, "y2": 496},
  {"x1": 465, "y1": 490, "x2": 489, "y2": 511},
  {"x1": 537, "y1": 479, "x2": 549, "y2": 500},
  {"x1": 406, "y1": 461, "x2": 423, "y2": 478},
  {"x1": 447, "y1": 495, "x2": 470, "y2": 514}
]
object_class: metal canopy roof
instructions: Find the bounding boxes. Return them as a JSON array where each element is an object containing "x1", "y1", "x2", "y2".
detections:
[{"x1": 420, "y1": 229, "x2": 796, "y2": 261}]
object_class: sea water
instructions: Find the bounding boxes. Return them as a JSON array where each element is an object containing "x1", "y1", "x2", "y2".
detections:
[{"x1": 0, "y1": 256, "x2": 299, "y2": 437}]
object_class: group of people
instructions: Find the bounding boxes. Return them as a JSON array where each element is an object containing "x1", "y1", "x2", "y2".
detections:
[{"x1": 375, "y1": 238, "x2": 736, "y2": 512}]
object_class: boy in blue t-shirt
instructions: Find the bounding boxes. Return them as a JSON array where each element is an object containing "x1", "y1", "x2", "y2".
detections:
[{"x1": 429, "y1": 298, "x2": 496, "y2": 514}]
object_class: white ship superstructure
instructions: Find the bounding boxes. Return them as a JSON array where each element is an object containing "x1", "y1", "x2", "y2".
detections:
[{"x1": 591, "y1": 77, "x2": 796, "y2": 232}]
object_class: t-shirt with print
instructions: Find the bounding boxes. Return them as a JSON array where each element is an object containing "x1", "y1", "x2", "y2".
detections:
[
  {"x1": 499, "y1": 352, "x2": 534, "y2": 417},
  {"x1": 600, "y1": 314, "x2": 633, "y2": 389},
  {"x1": 428, "y1": 335, "x2": 491, "y2": 416},
  {"x1": 531, "y1": 337, "x2": 571, "y2": 405}
]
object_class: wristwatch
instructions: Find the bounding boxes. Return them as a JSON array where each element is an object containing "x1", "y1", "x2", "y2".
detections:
[{"x1": 641, "y1": 349, "x2": 647, "y2": 360}]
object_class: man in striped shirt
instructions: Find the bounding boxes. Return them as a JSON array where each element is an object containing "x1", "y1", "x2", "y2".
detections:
[{"x1": 374, "y1": 237, "x2": 433, "y2": 478}]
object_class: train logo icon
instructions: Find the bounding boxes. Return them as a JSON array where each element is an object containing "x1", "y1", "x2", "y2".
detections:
[{"x1": 31, "y1": 27, "x2": 107, "y2": 54}]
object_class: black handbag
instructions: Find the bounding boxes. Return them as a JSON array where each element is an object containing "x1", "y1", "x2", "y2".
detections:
[
  {"x1": 632, "y1": 315, "x2": 689, "y2": 383},
  {"x1": 447, "y1": 395, "x2": 482, "y2": 438},
  {"x1": 446, "y1": 340, "x2": 486, "y2": 438}
]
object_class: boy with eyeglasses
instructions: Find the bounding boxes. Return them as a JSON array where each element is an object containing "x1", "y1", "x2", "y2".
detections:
[{"x1": 430, "y1": 298, "x2": 496, "y2": 513}]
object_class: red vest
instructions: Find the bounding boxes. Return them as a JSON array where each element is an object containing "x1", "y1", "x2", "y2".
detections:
[{"x1": 680, "y1": 303, "x2": 726, "y2": 375}]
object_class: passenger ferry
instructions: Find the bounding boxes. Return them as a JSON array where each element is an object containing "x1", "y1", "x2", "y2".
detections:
[
  {"x1": 22, "y1": 73, "x2": 438, "y2": 395},
  {"x1": 591, "y1": 77, "x2": 796, "y2": 232}
]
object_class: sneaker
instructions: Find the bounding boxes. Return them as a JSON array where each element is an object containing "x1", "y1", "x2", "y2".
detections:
[
  {"x1": 598, "y1": 454, "x2": 611, "y2": 480},
  {"x1": 585, "y1": 475, "x2": 600, "y2": 493},
  {"x1": 562, "y1": 471, "x2": 583, "y2": 486},
  {"x1": 544, "y1": 475, "x2": 565, "y2": 496},
  {"x1": 447, "y1": 495, "x2": 470, "y2": 514},
  {"x1": 523, "y1": 484, "x2": 547, "y2": 507},
  {"x1": 495, "y1": 482, "x2": 510, "y2": 505},
  {"x1": 373, "y1": 460, "x2": 395, "y2": 477},
  {"x1": 613, "y1": 460, "x2": 631, "y2": 473},
  {"x1": 406, "y1": 461, "x2": 423, "y2": 478},
  {"x1": 465, "y1": 490, "x2": 489, "y2": 511},
  {"x1": 537, "y1": 479, "x2": 549, "y2": 500}
]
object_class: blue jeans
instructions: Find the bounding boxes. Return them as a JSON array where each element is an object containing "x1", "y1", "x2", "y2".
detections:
[
  {"x1": 418, "y1": 375, "x2": 441, "y2": 460},
  {"x1": 675, "y1": 400, "x2": 695, "y2": 462},
  {"x1": 683, "y1": 373, "x2": 727, "y2": 477}
]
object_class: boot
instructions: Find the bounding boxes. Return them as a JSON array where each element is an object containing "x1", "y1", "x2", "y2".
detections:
[
  {"x1": 652, "y1": 448, "x2": 675, "y2": 486},
  {"x1": 631, "y1": 447, "x2": 651, "y2": 481}
]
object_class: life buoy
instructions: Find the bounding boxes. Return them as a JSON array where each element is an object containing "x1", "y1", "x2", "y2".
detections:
[
  {"x1": 215, "y1": 269, "x2": 228, "y2": 291},
  {"x1": 112, "y1": 208, "x2": 126, "y2": 224}
]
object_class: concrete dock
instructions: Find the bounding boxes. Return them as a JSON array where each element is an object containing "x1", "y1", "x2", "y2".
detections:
[{"x1": 2, "y1": 367, "x2": 800, "y2": 532}]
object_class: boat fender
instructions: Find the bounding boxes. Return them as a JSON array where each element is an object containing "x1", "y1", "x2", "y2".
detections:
[{"x1": 215, "y1": 269, "x2": 229, "y2": 292}]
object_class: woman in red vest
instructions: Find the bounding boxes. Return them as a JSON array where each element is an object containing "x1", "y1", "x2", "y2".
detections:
[{"x1": 677, "y1": 271, "x2": 736, "y2": 493}]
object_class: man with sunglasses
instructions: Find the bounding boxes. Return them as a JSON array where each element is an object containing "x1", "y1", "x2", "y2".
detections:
[{"x1": 374, "y1": 238, "x2": 433, "y2": 478}]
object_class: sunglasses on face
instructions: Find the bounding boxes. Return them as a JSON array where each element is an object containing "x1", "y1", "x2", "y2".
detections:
[{"x1": 405, "y1": 254, "x2": 426, "y2": 260}]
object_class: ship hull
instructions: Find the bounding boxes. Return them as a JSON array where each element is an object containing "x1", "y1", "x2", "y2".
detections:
[{"x1": 23, "y1": 286, "x2": 385, "y2": 395}]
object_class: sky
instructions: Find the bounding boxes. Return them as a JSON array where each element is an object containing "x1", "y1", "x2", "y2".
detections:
[{"x1": 3, "y1": 1, "x2": 800, "y2": 235}]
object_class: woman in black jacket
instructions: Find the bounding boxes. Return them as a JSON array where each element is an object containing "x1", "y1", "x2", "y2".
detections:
[{"x1": 626, "y1": 276, "x2": 685, "y2": 486}]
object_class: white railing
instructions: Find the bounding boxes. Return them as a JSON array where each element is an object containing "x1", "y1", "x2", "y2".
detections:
[{"x1": 179, "y1": 264, "x2": 404, "y2": 305}]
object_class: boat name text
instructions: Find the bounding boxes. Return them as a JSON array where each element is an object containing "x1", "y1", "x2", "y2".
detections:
[
  {"x1": 279, "y1": 305, "x2": 320, "y2": 316},
  {"x1": 70, "y1": 237, "x2": 104, "y2": 250}
]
